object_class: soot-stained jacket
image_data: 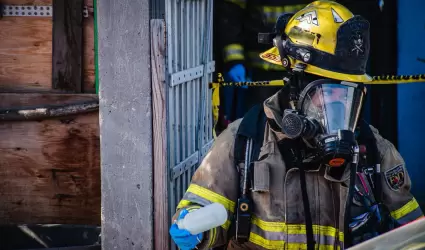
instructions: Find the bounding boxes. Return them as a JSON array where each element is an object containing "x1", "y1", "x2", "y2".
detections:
[{"x1": 172, "y1": 89, "x2": 423, "y2": 250}]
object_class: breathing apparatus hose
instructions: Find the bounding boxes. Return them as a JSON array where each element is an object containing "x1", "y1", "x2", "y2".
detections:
[{"x1": 344, "y1": 145, "x2": 360, "y2": 247}]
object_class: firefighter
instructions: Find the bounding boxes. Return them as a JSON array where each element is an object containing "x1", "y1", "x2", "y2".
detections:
[
  {"x1": 170, "y1": 1, "x2": 424, "y2": 250},
  {"x1": 216, "y1": 0, "x2": 311, "y2": 125}
]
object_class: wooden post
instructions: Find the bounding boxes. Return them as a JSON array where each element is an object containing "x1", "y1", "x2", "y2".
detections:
[
  {"x1": 52, "y1": 0, "x2": 84, "y2": 92},
  {"x1": 97, "y1": 0, "x2": 153, "y2": 249},
  {"x1": 150, "y1": 19, "x2": 169, "y2": 250}
]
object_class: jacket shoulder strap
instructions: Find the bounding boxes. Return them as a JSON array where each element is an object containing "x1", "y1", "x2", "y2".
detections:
[
  {"x1": 355, "y1": 120, "x2": 397, "y2": 234},
  {"x1": 234, "y1": 104, "x2": 267, "y2": 165},
  {"x1": 357, "y1": 119, "x2": 379, "y2": 166},
  {"x1": 232, "y1": 104, "x2": 267, "y2": 243}
]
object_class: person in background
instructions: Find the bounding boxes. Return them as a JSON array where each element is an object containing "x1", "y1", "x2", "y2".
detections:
[{"x1": 215, "y1": 0, "x2": 311, "y2": 127}]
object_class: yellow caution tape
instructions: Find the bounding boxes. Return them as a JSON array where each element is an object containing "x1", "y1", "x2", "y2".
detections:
[
  {"x1": 371, "y1": 74, "x2": 425, "y2": 84},
  {"x1": 212, "y1": 82, "x2": 220, "y2": 139},
  {"x1": 210, "y1": 73, "x2": 425, "y2": 138}
]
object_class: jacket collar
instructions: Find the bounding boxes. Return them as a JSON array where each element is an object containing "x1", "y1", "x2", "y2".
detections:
[
  {"x1": 263, "y1": 88, "x2": 291, "y2": 141},
  {"x1": 262, "y1": 88, "x2": 351, "y2": 182}
]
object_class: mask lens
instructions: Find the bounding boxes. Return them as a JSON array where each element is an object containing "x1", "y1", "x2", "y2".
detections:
[
  {"x1": 300, "y1": 82, "x2": 365, "y2": 134},
  {"x1": 327, "y1": 101, "x2": 346, "y2": 133}
]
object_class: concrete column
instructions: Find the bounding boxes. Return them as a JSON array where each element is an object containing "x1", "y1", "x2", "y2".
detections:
[{"x1": 97, "y1": 1, "x2": 153, "y2": 249}]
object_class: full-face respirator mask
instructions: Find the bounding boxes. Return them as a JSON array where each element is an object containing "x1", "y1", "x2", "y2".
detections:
[{"x1": 281, "y1": 79, "x2": 366, "y2": 169}]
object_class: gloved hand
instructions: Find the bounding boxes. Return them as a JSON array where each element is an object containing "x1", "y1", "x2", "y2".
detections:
[
  {"x1": 226, "y1": 64, "x2": 250, "y2": 89},
  {"x1": 169, "y1": 209, "x2": 203, "y2": 250},
  {"x1": 226, "y1": 64, "x2": 246, "y2": 82}
]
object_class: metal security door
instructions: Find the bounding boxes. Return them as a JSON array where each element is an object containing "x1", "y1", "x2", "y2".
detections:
[{"x1": 165, "y1": 0, "x2": 215, "y2": 248}]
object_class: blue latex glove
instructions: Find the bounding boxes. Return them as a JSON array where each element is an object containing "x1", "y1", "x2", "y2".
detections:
[
  {"x1": 226, "y1": 64, "x2": 246, "y2": 82},
  {"x1": 226, "y1": 64, "x2": 248, "y2": 89},
  {"x1": 169, "y1": 209, "x2": 203, "y2": 250}
]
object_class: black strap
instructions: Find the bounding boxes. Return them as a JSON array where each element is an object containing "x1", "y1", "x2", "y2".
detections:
[
  {"x1": 234, "y1": 104, "x2": 267, "y2": 193},
  {"x1": 357, "y1": 119, "x2": 379, "y2": 166},
  {"x1": 299, "y1": 167, "x2": 315, "y2": 249},
  {"x1": 234, "y1": 104, "x2": 267, "y2": 165},
  {"x1": 290, "y1": 143, "x2": 315, "y2": 250},
  {"x1": 233, "y1": 104, "x2": 267, "y2": 243},
  {"x1": 358, "y1": 119, "x2": 396, "y2": 234},
  {"x1": 344, "y1": 162, "x2": 357, "y2": 247},
  {"x1": 345, "y1": 119, "x2": 382, "y2": 247},
  {"x1": 357, "y1": 119, "x2": 381, "y2": 202}
]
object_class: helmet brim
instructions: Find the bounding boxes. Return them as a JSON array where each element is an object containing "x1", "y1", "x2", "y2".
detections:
[{"x1": 259, "y1": 47, "x2": 373, "y2": 83}]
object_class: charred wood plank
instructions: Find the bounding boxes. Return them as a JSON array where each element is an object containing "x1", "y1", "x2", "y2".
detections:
[
  {"x1": 52, "y1": 0, "x2": 84, "y2": 92},
  {"x1": 0, "y1": 100, "x2": 99, "y2": 121}
]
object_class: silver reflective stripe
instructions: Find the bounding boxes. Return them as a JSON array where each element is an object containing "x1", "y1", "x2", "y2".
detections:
[
  {"x1": 184, "y1": 192, "x2": 235, "y2": 217},
  {"x1": 224, "y1": 47, "x2": 244, "y2": 61},
  {"x1": 250, "y1": 223, "x2": 285, "y2": 241},
  {"x1": 183, "y1": 192, "x2": 213, "y2": 206},
  {"x1": 182, "y1": 192, "x2": 234, "y2": 231},
  {"x1": 397, "y1": 207, "x2": 424, "y2": 225},
  {"x1": 251, "y1": 223, "x2": 339, "y2": 245},
  {"x1": 224, "y1": 49, "x2": 243, "y2": 56}
]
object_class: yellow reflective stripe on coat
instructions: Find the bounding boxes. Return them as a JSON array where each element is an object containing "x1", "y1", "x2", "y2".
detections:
[
  {"x1": 252, "y1": 216, "x2": 343, "y2": 239},
  {"x1": 249, "y1": 232, "x2": 341, "y2": 250},
  {"x1": 185, "y1": 184, "x2": 235, "y2": 212},
  {"x1": 177, "y1": 184, "x2": 235, "y2": 230},
  {"x1": 225, "y1": 0, "x2": 246, "y2": 9},
  {"x1": 224, "y1": 44, "x2": 245, "y2": 62},
  {"x1": 390, "y1": 198, "x2": 420, "y2": 219},
  {"x1": 261, "y1": 5, "x2": 306, "y2": 24},
  {"x1": 176, "y1": 199, "x2": 193, "y2": 210},
  {"x1": 390, "y1": 198, "x2": 424, "y2": 224},
  {"x1": 185, "y1": 205, "x2": 201, "y2": 212},
  {"x1": 208, "y1": 226, "x2": 218, "y2": 247},
  {"x1": 250, "y1": 216, "x2": 343, "y2": 249},
  {"x1": 177, "y1": 204, "x2": 219, "y2": 247}
]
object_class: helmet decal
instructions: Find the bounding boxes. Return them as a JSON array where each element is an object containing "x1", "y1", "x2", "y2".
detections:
[
  {"x1": 331, "y1": 8, "x2": 344, "y2": 23},
  {"x1": 296, "y1": 10, "x2": 319, "y2": 26},
  {"x1": 351, "y1": 32, "x2": 365, "y2": 56}
]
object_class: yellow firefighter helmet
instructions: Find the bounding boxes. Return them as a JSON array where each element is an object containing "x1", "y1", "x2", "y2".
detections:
[{"x1": 260, "y1": 0, "x2": 372, "y2": 82}]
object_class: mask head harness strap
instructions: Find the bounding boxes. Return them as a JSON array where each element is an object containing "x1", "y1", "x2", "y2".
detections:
[{"x1": 258, "y1": 12, "x2": 308, "y2": 108}]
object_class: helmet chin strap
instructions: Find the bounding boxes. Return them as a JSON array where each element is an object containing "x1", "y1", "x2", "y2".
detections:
[
  {"x1": 285, "y1": 63, "x2": 307, "y2": 109},
  {"x1": 274, "y1": 33, "x2": 308, "y2": 108},
  {"x1": 302, "y1": 137, "x2": 316, "y2": 149}
]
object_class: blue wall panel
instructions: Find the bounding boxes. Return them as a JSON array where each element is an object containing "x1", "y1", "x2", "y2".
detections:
[{"x1": 397, "y1": 0, "x2": 425, "y2": 207}]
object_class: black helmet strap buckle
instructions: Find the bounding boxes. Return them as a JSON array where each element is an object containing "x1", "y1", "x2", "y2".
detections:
[{"x1": 283, "y1": 63, "x2": 306, "y2": 109}]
